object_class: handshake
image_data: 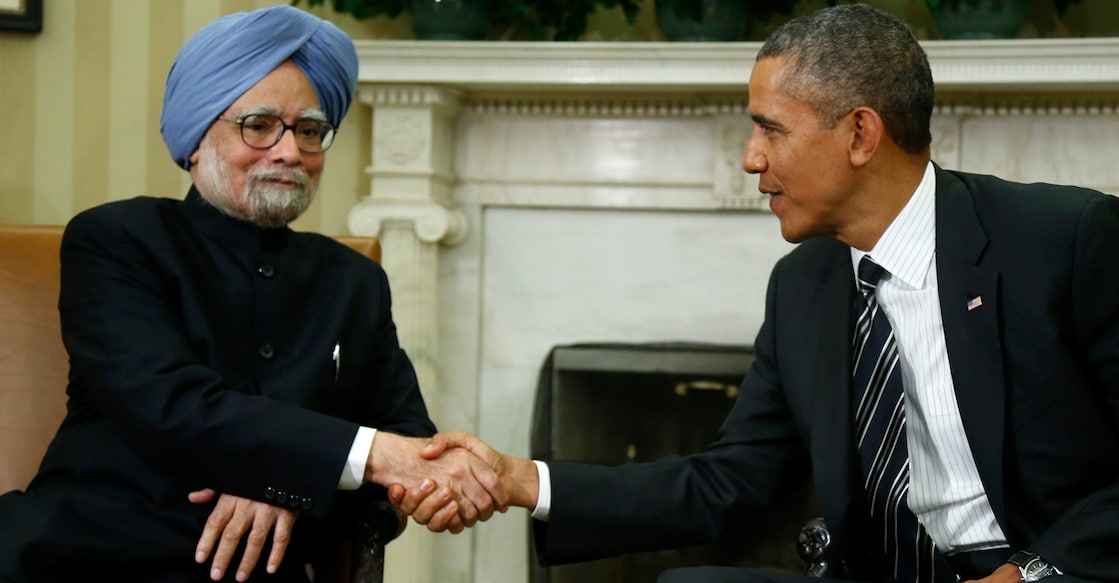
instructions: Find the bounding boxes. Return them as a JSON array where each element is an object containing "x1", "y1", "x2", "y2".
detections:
[{"x1": 373, "y1": 431, "x2": 536, "y2": 534}]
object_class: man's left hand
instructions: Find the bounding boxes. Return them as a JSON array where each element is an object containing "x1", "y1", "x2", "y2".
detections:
[{"x1": 189, "y1": 488, "x2": 298, "y2": 582}]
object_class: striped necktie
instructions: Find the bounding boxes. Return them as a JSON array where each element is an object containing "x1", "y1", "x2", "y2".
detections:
[{"x1": 851, "y1": 256, "x2": 956, "y2": 583}]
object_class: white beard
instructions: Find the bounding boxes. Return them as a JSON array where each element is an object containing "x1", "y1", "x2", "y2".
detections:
[{"x1": 194, "y1": 139, "x2": 317, "y2": 229}]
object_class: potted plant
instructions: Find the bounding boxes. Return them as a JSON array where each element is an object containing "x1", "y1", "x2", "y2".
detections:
[
  {"x1": 505, "y1": 0, "x2": 641, "y2": 40},
  {"x1": 655, "y1": 0, "x2": 799, "y2": 42},
  {"x1": 295, "y1": 0, "x2": 641, "y2": 41},
  {"x1": 925, "y1": 0, "x2": 1082, "y2": 40}
]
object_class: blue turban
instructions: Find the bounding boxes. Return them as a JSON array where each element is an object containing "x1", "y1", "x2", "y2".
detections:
[{"x1": 161, "y1": 5, "x2": 358, "y2": 169}]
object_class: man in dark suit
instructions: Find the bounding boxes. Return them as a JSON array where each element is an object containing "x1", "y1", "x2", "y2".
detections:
[
  {"x1": 396, "y1": 5, "x2": 1119, "y2": 583},
  {"x1": 0, "y1": 6, "x2": 502, "y2": 582}
]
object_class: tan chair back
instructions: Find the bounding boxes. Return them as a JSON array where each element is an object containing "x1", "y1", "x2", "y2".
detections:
[
  {"x1": 337, "y1": 236, "x2": 382, "y2": 263},
  {"x1": 0, "y1": 224, "x2": 380, "y2": 494},
  {"x1": 0, "y1": 225, "x2": 68, "y2": 494}
]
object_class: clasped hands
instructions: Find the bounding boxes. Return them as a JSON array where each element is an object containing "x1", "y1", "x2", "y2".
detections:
[
  {"x1": 370, "y1": 431, "x2": 515, "y2": 533},
  {"x1": 388, "y1": 431, "x2": 537, "y2": 533},
  {"x1": 190, "y1": 431, "x2": 517, "y2": 581}
]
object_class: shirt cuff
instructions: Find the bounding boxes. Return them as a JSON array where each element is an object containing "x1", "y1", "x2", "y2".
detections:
[
  {"x1": 338, "y1": 426, "x2": 377, "y2": 490},
  {"x1": 530, "y1": 460, "x2": 551, "y2": 521}
]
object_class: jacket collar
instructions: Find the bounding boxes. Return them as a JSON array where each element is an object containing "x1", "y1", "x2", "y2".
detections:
[
  {"x1": 932, "y1": 164, "x2": 1009, "y2": 535},
  {"x1": 182, "y1": 186, "x2": 291, "y2": 257}
]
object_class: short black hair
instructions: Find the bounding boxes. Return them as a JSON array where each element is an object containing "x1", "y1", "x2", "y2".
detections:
[{"x1": 757, "y1": 4, "x2": 934, "y2": 155}]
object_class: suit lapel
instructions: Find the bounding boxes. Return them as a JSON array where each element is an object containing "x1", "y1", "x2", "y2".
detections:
[{"x1": 934, "y1": 166, "x2": 1009, "y2": 531}]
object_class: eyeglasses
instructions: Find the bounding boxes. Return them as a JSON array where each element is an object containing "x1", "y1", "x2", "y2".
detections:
[{"x1": 218, "y1": 114, "x2": 336, "y2": 153}]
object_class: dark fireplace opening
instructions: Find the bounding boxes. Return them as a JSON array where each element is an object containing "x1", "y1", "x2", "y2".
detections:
[{"x1": 529, "y1": 343, "x2": 817, "y2": 583}]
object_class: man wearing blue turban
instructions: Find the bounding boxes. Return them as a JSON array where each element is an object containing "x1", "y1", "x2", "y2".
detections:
[{"x1": 0, "y1": 6, "x2": 503, "y2": 582}]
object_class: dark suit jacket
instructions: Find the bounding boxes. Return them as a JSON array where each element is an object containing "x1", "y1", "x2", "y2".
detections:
[
  {"x1": 535, "y1": 166, "x2": 1119, "y2": 582},
  {"x1": 0, "y1": 189, "x2": 436, "y2": 582}
]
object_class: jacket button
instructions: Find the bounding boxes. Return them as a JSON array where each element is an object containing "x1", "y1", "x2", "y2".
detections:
[
  {"x1": 287, "y1": 494, "x2": 302, "y2": 509},
  {"x1": 264, "y1": 487, "x2": 276, "y2": 500},
  {"x1": 275, "y1": 491, "x2": 288, "y2": 504},
  {"x1": 258, "y1": 263, "x2": 275, "y2": 278},
  {"x1": 258, "y1": 344, "x2": 274, "y2": 359},
  {"x1": 301, "y1": 498, "x2": 313, "y2": 511}
]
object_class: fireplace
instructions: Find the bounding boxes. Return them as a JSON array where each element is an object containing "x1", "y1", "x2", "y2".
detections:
[{"x1": 528, "y1": 343, "x2": 817, "y2": 582}]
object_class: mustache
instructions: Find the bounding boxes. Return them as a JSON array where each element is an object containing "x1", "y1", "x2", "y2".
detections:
[{"x1": 249, "y1": 168, "x2": 309, "y2": 188}]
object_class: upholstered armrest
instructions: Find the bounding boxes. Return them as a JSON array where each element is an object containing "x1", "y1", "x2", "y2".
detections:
[
  {"x1": 315, "y1": 498, "x2": 407, "y2": 583},
  {"x1": 350, "y1": 499, "x2": 408, "y2": 583},
  {"x1": 797, "y1": 517, "x2": 831, "y2": 577}
]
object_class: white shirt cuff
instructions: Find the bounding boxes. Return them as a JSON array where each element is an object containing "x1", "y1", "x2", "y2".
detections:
[
  {"x1": 530, "y1": 460, "x2": 551, "y2": 521},
  {"x1": 338, "y1": 426, "x2": 377, "y2": 490}
]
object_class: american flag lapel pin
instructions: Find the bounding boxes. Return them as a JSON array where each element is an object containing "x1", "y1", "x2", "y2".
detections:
[
  {"x1": 332, "y1": 342, "x2": 341, "y2": 381},
  {"x1": 966, "y1": 296, "x2": 983, "y2": 311}
]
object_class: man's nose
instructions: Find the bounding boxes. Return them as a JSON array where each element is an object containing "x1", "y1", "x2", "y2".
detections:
[
  {"x1": 270, "y1": 127, "x2": 303, "y2": 163},
  {"x1": 742, "y1": 145, "x2": 766, "y2": 174}
]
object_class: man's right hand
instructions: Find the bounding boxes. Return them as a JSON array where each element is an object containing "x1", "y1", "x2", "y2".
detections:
[
  {"x1": 366, "y1": 432, "x2": 508, "y2": 533},
  {"x1": 189, "y1": 488, "x2": 297, "y2": 582},
  {"x1": 388, "y1": 432, "x2": 540, "y2": 532}
]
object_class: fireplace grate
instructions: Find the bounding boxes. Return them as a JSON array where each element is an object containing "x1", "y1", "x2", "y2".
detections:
[{"x1": 529, "y1": 343, "x2": 816, "y2": 583}]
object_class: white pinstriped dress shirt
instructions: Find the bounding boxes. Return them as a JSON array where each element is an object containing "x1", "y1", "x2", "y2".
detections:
[{"x1": 851, "y1": 162, "x2": 1008, "y2": 553}]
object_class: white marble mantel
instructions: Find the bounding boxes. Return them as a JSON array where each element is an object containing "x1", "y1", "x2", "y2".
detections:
[
  {"x1": 355, "y1": 38, "x2": 1119, "y2": 93},
  {"x1": 352, "y1": 40, "x2": 1119, "y2": 583}
]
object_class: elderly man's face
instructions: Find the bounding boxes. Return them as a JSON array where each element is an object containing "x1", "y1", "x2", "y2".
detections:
[{"x1": 189, "y1": 61, "x2": 325, "y2": 228}]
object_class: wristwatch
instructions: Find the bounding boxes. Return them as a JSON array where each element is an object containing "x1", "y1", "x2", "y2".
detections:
[{"x1": 1009, "y1": 550, "x2": 1063, "y2": 581}]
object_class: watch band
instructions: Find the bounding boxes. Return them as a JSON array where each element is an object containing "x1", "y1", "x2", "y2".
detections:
[{"x1": 1009, "y1": 550, "x2": 1063, "y2": 581}]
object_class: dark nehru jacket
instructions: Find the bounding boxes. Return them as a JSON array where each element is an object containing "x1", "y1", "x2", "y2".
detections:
[{"x1": 0, "y1": 188, "x2": 435, "y2": 582}]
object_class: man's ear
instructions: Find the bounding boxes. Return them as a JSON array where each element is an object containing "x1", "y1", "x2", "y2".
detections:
[
  {"x1": 847, "y1": 107, "x2": 883, "y2": 167},
  {"x1": 189, "y1": 147, "x2": 201, "y2": 167}
]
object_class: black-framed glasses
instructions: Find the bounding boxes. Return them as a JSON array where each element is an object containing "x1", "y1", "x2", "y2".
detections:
[{"x1": 218, "y1": 114, "x2": 336, "y2": 153}]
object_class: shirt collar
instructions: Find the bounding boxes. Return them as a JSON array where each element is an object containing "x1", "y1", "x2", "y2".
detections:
[{"x1": 850, "y1": 161, "x2": 936, "y2": 290}]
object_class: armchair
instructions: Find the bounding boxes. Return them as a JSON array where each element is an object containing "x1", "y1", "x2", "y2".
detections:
[{"x1": 0, "y1": 224, "x2": 403, "y2": 583}]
